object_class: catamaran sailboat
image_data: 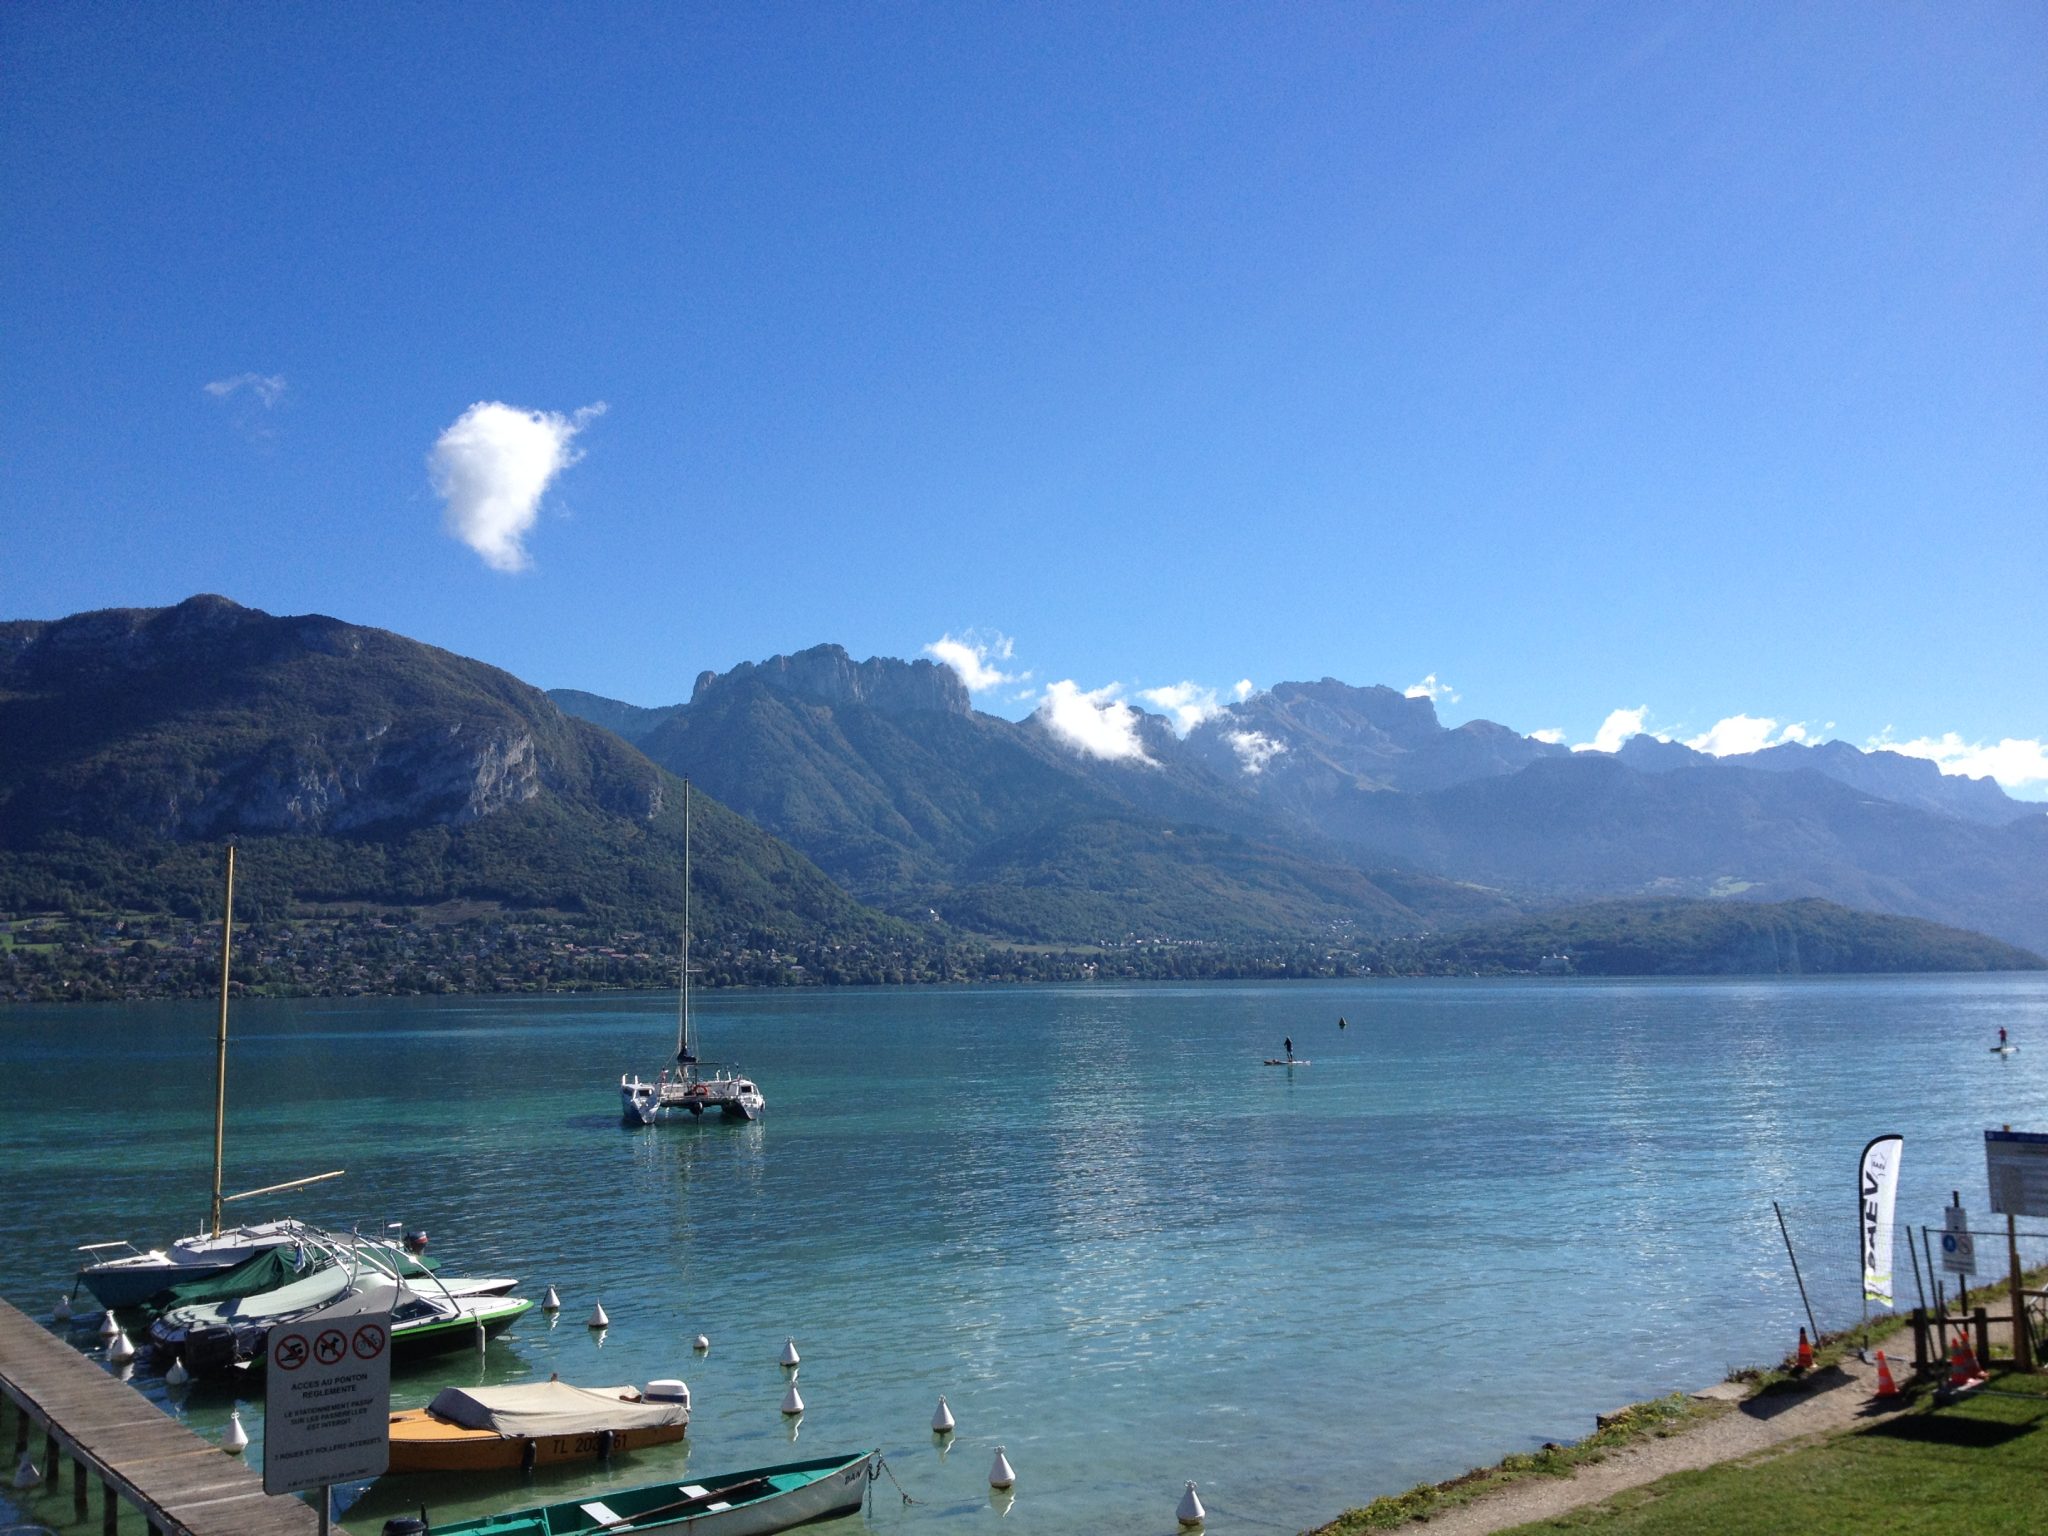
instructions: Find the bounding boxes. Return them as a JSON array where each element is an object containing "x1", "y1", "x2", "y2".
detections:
[{"x1": 620, "y1": 783, "x2": 766, "y2": 1124}]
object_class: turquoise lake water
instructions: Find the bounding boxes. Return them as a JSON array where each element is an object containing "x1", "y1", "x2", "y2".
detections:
[{"x1": 4, "y1": 976, "x2": 2048, "y2": 1534}]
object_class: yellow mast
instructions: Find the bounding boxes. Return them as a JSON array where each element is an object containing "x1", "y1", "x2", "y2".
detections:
[{"x1": 208, "y1": 844, "x2": 235, "y2": 1236}]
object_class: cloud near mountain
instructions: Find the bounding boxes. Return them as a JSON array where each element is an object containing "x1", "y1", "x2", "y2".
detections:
[
  {"x1": 430, "y1": 400, "x2": 605, "y2": 573},
  {"x1": 924, "y1": 630, "x2": 1021, "y2": 692},
  {"x1": 1037, "y1": 680, "x2": 1153, "y2": 763}
]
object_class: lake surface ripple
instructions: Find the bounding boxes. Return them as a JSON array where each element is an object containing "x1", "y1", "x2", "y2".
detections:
[{"x1": 4, "y1": 976, "x2": 2046, "y2": 1533}]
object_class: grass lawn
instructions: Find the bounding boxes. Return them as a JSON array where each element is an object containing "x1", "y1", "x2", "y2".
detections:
[{"x1": 1497, "y1": 1370, "x2": 2048, "y2": 1535}]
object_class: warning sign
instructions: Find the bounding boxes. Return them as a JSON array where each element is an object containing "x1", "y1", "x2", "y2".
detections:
[
  {"x1": 262, "y1": 1306, "x2": 391, "y2": 1496},
  {"x1": 1940, "y1": 1204, "x2": 1977, "y2": 1277}
]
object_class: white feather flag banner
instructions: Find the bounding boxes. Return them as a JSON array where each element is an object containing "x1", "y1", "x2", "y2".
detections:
[{"x1": 1860, "y1": 1133, "x2": 1905, "y2": 1308}]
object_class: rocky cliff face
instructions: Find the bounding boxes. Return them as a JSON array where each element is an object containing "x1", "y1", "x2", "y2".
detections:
[
  {"x1": 690, "y1": 643, "x2": 970, "y2": 717},
  {"x1": 1186, "y1": 677, "x2": 1565, "y2": 796},
  {"x1": 0, "y1": 594, "x2": 662, "y2": 845}
]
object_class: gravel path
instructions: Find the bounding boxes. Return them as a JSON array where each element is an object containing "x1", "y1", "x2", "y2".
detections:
[{"x1": 1411, "y1": 1349, "x2": 1915, "y2": 1535}]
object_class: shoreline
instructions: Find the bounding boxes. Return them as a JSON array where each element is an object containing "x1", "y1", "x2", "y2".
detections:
[{"x1": 1307, "y1": 1276, "x2": 2040, "y2": 1535}]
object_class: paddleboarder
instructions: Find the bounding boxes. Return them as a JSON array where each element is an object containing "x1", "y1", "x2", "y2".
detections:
[{"x1": 1283, "y1": 1036, "x2": 1293, "y2": 1061}]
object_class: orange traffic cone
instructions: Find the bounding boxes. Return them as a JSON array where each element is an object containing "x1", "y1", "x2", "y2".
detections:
[
  {"x1": 1795, "y1": 1327, "x2": 1813, "y2": 1372},
  {"x1": 1948, "y1": 1335, "x2": 1986, "y2": 1390},
  {"x1": 1874, "y1": 1351, "x2": 1898, "y2": 1398}
]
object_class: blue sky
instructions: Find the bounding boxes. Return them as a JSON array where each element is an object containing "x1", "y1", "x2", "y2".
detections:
[{"x1": 3, "y1": 3, "x2": 2044, "y2": 792}]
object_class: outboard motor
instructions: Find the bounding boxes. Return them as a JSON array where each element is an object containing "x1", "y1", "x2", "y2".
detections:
[
  {"x1": 182, "y1": 1325, "x2": 238, "y2": 1377},
  {"x1": 403, "y1": 1229, "x2": 429, "y2": 1255},
  {"x1": 382, "y1": 1512, "x2": 430, "y2": 1536}
]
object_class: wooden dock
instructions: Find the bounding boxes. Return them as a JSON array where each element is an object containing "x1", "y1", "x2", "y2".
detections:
[{"x1": 0, "y1": 1295, "x2": 341, "y2": 1535}]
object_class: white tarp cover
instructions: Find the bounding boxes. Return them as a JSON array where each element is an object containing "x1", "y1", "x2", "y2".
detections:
[{"x1": 426, "y1": 1382, "x2": 688, "y2": 1436}]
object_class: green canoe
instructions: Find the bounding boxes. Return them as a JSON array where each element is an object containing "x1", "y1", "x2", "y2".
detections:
[{"x1": 418, "y1": 1449, "x2": 878, "y2": 1535}]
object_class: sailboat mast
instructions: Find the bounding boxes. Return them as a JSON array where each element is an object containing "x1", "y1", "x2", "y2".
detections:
[
  {"x1": 209, "y1": 844, "x2": 235, "y2": 1236},
  {"x1": 678, "y1": 779, "x2": 693, "y2": 1071}
]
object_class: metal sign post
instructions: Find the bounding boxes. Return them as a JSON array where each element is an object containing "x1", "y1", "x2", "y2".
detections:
[
  {"x1": 1986, "y1": 1128, "x2": 2043, "y2": 1371},
  {"x1": 263, "y1": 1310, "x2": 392, "y2": 1505}
]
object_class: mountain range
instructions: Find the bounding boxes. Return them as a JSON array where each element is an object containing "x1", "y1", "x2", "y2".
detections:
[
  {"x1": 551, "y1": 640, "x2": 2048, "y2": 953},
  {"x1": 1, "y1": 597, "x2": 2041, "y2": 977}
]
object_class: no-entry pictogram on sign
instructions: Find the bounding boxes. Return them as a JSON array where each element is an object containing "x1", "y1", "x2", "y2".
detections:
[{"x1": 262, "y1": 1306, "x2": 391, "y2": 1496}]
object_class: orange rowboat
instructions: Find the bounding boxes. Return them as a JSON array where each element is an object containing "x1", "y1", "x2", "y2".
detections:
[{"x1": 388, "y1": 1380, "x2": 690, "y2": 1474}]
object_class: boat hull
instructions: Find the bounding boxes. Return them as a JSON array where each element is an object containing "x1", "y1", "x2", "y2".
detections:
[
  {"x1": 387, "y1": 1414, "x2": 687, "y2": 1474},
  {"x1": 423, "y1": 1450, "x2": 876, "y2": 1535}
]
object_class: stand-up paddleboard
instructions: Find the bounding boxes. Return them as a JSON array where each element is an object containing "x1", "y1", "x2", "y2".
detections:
[
  {"x1": 1992, "y1": 1044, "x2": 2019, "y2": 1055},
  {"x1": 1262, "y1": 1058, "x2": 1311, "y2": 1066}
]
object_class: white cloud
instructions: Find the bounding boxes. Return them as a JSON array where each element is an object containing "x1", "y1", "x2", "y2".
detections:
[
  {"x1": 205, "y1": 372, "x2": 287, "y2": 407},
  {"x1": 430, "y1": 400, "x2": 605, "y2": 573},
  {"x1": 1531, "y1": 728, "x2": 1566, "y2": 745},
  {"x1": 1139, "y1": 681, "x2": 1224, "y2": 736},
  {"x1": 1869, "y1": 731, "x2": 2048, "y2": 791},
  {"x1": 1233, "y1": 678, "x2": 1255, "y2": 702},
  {"x1": 1573, "y1": 706, "x2": 1663, "y2": 753},
  {"x1": 1686, "y1": 714, "x2": 1810, "y2": 756},
  {"x1": 1405, "y1": 673, "x2": 1459, "y2": 704},
  {"x1": 1227, "y1": 729, "x2": 1287, "y2": 774},
  {"x1": 1036, "y1": 680, "x2": 1153, "y2": 764},
  {"x1": 924, "y1": 631, "x2": 1020, "y2": 692}
]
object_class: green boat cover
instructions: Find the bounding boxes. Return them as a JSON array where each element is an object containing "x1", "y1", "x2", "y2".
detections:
[
  {"x1": 148, "y1": 1242, "x2": 436, "y2": 1312},
  {"x1": 147, "y1": 1246, "x2": 307, "y2": 1311}
]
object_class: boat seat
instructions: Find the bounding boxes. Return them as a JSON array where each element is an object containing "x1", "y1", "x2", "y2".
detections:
[
  {"x1": 704, "y1": 1503, "x2": 732, "y2": 1513},
  {"x1": 579, "y1": 1501, "x2": 626, "y2": 1527},
  {"x1": 679, "y1": 1485, "x2": 708, "y2": 1498}
]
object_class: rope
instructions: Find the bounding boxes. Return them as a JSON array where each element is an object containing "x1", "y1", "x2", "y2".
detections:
[{"x1": 870, "y1": 1453, "x2": 924, "y2": 1505}]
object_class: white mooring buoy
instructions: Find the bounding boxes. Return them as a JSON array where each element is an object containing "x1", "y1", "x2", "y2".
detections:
[
  {"x1": 222, "y1": 1411, "x2": 249, "y2": 1455},
  {"x1": 1178, "y1": 1481, "x2": 1207, "y2": 1526},
  {"x1": 542, "y1": 1285, "x2": 561, "y2": 1313},
  {"x1": 780, "y1": 1383, "x2": 805, "y2": 1416},
  {"x1": 12, "y1": 1451, "x2": 42, "y2": 1490},
  {"x1": 108, "y1": 1328, "x2": 136, "y2": 1364},
  {"x1": 98, "y1": 1310, "x2": 120, "y2": 1341},
  {"x1": 694, "y1": 1333, "x2": 710, "y2": 1352},
  {"x1": 779, "y1": 1337, "x2": 801, "y2": 1368},
  {"x1": 931, "y1": 1395, "x2": 955, "y2": 1433},
  {"x1": 53, "y1": 1294, "x2": 72, "y2": 1323},
  {"x1": 165, "y1": 1357, "x2": 190, "y2": 1388},
  {"x1": 588, "y1": 1301, "x2": 610, "y2": 1329},
  {"x1": 989, "y1": 1446, "x2": 1016, "y2": 1489}
]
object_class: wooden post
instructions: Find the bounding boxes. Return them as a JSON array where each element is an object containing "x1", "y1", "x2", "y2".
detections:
[
  {"x1": 12, "y1": 1395, "x2": 26, "y2": 1455},
  {"x1": 2009, "y1": 1211, "x2": 2033, "y2": 1371},
  {"x1": 103, "y1": 1476, "x2": 119, "y2": 1534},
  {"x1": 74, "y1": 1451, "x2": 88, "y2": 1519},
  {"x1": 1912, "y1": 1307, "x2": 1929, "y2": 1372},
  {"x1": 1975, "y1": 1305, "x2": 1993, "y2": 1368}
]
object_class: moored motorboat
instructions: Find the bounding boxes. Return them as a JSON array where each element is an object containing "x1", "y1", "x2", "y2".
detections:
[
  {"x1": 387, "y1": 1379, "x2": 690, "y2": 1473},
  {"x1": 416, "y1": 1449, "x2": 878, "y2": 1535},
  {"x1": 155, "y1": 1262, "x2": 528, "y2": 1377}
]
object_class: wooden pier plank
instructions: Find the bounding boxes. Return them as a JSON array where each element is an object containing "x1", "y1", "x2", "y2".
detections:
[{"x1": 0, "y1": 1296, "x2": 338, "y2": 1535}]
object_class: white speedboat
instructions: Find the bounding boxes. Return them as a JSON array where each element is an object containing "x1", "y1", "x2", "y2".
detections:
[{"x1": 619, "y1": 782, "x2": 766, "y2": 1125}]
